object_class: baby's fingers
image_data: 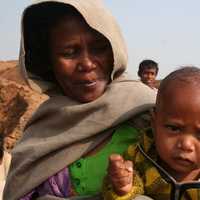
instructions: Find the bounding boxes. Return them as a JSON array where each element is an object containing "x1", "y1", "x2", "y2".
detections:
[
  {"x1": 111, "y1": 175, "x2": 132, "y2": 188},
  {"x1": 108, "y1": 154, "x2": 125, "y2": 173},
  {"x1": 109, "y1": 154, "x2": 124, "y2": 168},
  {"x1": 108, "y1": 167, "x2": 131, "y2": 178},
  {"x1": 124, "y1": 160, "x2": 133, "y2": 173}
]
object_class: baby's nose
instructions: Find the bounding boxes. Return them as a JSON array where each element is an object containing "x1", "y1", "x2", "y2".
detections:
[{"x1": 177, "y1": 135, "x2": 195, "y2": 152}]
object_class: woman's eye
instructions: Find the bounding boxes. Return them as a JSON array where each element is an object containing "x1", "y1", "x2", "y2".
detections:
[
  {"x1": 165, "y1": 125, "x2": 181, "y2": 133},
  {"x1": 62, "y1": 48, "x2": 78, "y2": 58},
  {"x1": 92, "y1": 43, "x2": 109, "y2": 54}
]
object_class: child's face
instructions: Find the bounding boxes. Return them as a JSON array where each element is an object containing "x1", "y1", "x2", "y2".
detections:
[
  {"x1": 140, "y1": 68, "x2": 157, "y2": 87},
  {"x1": 50, "y1": 15, "x2": 113, "y2": 103},
  {"x1": 152, "y1": 83, "x2": 200, "y2": 181}
]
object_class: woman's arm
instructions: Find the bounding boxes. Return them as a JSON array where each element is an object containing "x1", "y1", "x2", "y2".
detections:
[{"x1": 20, "y1": 167, "x2": 74, "y2": 199}]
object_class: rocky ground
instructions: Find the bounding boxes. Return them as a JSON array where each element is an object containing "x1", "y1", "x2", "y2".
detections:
[{"x1": 0, "y1": 61, "x2": 48, "y2": 151}]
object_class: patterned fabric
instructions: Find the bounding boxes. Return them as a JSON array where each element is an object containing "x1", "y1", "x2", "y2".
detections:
[
  {"x1": 103, "y1": 172, "x2": 144, "y2": 200},
  {"x1": 128, "y1": 111, "x2": 152, "y2": 132},
  {"x1": 103, "y1": 129, "x2": 200, "y2": 200}
]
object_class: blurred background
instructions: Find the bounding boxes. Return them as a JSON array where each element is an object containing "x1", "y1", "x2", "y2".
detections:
[{"x1": 1, "y1": 0, "x2": 200, "y2": 79}]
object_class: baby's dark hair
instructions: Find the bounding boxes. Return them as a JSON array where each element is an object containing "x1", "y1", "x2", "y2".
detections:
[
  {"x1": 157, "y1": 66, "x2": 200, "y2": 104},
  {"x1": 138, "y1": 59, "x2": 158, "y2": 77},
  {"x1": 23, "y1": 2, "x2": 83, "y2": 81},
  {"x1": 159, "y1": 66, "x2": 200, "y2": 92}
]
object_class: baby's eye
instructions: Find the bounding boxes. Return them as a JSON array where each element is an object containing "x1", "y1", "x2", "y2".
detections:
[
  {"x1": 165, "y1": 124, "x2": 181, "y2": 133},
  {"x1": 196, "y1": 131, "x2": 200, "y2": 140}
]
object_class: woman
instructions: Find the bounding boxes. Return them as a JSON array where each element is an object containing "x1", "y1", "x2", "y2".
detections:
[{"x1": 3, "y1": 1, "x2": 156, "y2": 199}]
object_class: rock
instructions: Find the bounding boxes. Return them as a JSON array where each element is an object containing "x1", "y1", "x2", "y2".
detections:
[{"x1": 0, "y1": 61, "x2": 48, "y2": 151}]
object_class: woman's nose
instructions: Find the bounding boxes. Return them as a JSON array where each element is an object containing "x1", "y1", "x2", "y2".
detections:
[{"x1": 77, "y1": 51, "x2": 96, "y2": 72}]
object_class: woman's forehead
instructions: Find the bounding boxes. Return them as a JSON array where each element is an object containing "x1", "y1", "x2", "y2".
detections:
[
  {"x1": 51, "y1": 15, "x2": 108, "y2": 42},
  {"x1": 54, "y1": 15, "x2": 90, "y2": 31}
]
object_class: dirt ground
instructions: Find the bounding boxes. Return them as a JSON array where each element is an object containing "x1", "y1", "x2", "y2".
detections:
[{"x1": 0, "y1": 61, "x2": 48, "y2": 151}]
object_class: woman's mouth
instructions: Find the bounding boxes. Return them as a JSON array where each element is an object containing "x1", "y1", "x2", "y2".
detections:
[
  {"x1": 76, "y1": 80, "x2": 97, "y2": 88},
  {"x1": 84, "y1": 81, "x2": 97, "y2": 87}
]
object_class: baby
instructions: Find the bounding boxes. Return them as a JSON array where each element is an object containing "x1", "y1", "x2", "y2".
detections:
[{"x1": 104, "y1": 67, "x2": 200, "y2": 200}]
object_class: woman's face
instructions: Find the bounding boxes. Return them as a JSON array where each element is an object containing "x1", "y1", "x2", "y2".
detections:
[{"x1": 50, "y1": 15, "x2": 114, "y2": 103}]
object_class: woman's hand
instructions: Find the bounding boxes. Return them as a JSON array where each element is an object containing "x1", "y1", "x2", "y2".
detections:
[{"x1": 108, "y1": 154, "x2": 134, "y2": 196}]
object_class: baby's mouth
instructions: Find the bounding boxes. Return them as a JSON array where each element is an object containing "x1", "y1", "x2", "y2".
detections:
[{"x1": 175, "y1": 156, "x2": 194, "y2": 166}]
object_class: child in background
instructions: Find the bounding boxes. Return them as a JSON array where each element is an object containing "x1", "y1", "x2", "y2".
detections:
[
  {"x1": 138, "y1": 60, "x2": 159, "y2": 90},
  {"x1": 104, "y1": 67, "x2": 200, "y2": 200}
]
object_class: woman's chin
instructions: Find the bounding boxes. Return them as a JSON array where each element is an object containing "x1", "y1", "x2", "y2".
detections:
[
  {"x1": 76, "y1": 92, "x2": 103, "y2": 103},
  {"x1": 66, "y1": 83, "x2": 107, "y2": 103}
]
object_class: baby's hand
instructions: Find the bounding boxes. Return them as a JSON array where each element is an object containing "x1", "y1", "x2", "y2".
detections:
[{"x1": 108, "y1": 154, "x2": 134, "y2": 196}]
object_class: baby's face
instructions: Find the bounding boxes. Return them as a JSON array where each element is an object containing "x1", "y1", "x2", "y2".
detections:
[{"x1": 152, "y1": 83, "x2": 200, "y2": 182}]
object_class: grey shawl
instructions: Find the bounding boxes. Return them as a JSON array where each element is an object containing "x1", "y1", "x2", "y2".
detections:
[{"x1": 3, "y1": 1, "x2": 156, "y2": 199}]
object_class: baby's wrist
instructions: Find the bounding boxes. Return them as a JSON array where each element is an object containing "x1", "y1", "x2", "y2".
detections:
[{"x1": 114, "y1": 184, "x2": 133, "y2": 196}]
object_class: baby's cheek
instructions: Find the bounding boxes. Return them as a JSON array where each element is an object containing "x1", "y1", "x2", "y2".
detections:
[
  {"x1": 197, "y1": 156, "x2": 200, "y2": 167},
  {"x1": 196, "y1": 147, "x2": 200, "y2": 167}
]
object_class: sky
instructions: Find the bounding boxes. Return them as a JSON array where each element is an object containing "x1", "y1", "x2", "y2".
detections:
[{"x1": 0, "y1": 1, "x2": 200, "y2": 79}]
